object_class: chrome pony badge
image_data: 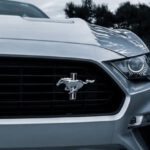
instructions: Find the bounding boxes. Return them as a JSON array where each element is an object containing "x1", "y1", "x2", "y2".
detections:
[{"x1": 56, "y1": 73, "x2": 95, "y2": 100}]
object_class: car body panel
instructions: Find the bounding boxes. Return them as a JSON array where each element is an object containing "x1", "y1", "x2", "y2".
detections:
[
  {"x1": 90, "y1": 24, "x2": 149, "y2": 57},
  {"x1": 0, "y1": 15, "x2": 148, "y2": 58},
  {"x1": 0, "y1": 39, "x2": 124, "y2": 61}
]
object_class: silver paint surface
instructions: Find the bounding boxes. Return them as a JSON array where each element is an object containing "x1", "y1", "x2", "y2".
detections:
[
  {"x1": 0, "y1": 15, "x2": 148, "y2": 57},
  {"x1": 90, "y1": 24, "x2": 149, "y2": 57},
  {"x1": 0, "y1": 14, "x2": 149, "y2": 150}
]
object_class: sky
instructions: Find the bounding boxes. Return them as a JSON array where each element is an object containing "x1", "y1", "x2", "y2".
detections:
[{"x1": 16, "y1": 0, "x2": 150, "y2": 18}]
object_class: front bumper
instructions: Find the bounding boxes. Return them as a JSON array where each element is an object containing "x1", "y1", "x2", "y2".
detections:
[
  {"x1": 0, "y1": 93, "x2": 147, "y2": 150},
  {"x1": 0, "y1": 122, "x2": 123, "y2": 150}
]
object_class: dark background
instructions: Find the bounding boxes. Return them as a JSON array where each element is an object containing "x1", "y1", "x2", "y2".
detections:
[{"x1": 64, "y1": 0, "x2": 150, "y2": 49}]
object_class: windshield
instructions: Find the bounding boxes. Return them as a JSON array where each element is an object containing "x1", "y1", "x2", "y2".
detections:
[{"x1": 0, "y1": 0, "x2": 49, "y2": 18}]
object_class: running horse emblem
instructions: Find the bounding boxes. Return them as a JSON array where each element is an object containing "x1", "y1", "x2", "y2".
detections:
[{"x1": 56, "y1": 73, "x2": 95, "y2": 100}]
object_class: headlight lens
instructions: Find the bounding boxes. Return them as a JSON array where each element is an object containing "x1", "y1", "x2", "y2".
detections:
[{"x1": 112, "y1": 54, "x2": 150, "y2": 80}]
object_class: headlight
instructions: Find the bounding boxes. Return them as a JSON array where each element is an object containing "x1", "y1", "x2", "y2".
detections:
[{"x1": 111, "y1": 54, "x2": 150, "y2": 80}]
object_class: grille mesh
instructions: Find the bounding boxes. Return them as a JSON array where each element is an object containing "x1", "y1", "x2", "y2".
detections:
[{"x1": 0, "y1": 57, "x2": 125, "y2": 118}]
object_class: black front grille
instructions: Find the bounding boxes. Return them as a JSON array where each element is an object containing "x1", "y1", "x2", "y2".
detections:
[{"x1": 0, "y1": 57, "x2": 125, "y2": 118}]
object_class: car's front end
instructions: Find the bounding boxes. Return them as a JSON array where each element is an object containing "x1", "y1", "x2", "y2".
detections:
[{"x1": 0, "y1": 1, "x2": 150, "y2": 150}]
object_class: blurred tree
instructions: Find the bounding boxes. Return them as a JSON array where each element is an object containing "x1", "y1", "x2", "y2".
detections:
[
  {"x1": 64, "y1": 0, "x2": 115, "y2": 25},
  {"x1": 80, "y1": 0, "x2": 94, "y2": 22},
  {"x1": 115, "y1": 2, "x2": 150, "y2": 39},
  {"x1": 115, "y1": 2, "x2": 139, "y2": 34},
  {"x1": 64, "y1": 1, "x2": 150, "y2": 48},
  {"x1": 64, "y1": 0, "x2": 95, "y2": 23},
  {"x1": 136, "y1": 4, "x2": 150, "y2": 36},
  {"x1": 64, "y1": 2, "x2": 79, "y2": 18},
  {"x1": 94, "y1": 4, "x2": 115, "y2": 27},
  {"x1": 64, "y1": 1, "x2": 150, "y2": 36}
]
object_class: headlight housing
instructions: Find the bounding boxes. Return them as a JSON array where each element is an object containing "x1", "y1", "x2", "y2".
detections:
[{"x1": 111, "y1": 54, "x2": 150, "y2": 80}]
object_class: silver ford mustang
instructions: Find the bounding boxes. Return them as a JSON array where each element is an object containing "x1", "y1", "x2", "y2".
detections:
[{"x1": 0, "y1": 0, "x2": 150, "y2": 150}]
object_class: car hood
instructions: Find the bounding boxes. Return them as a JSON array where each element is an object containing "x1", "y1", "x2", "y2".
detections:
[{"x1": 0, "y1": 15, "x2": 149, "y2": 57}]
